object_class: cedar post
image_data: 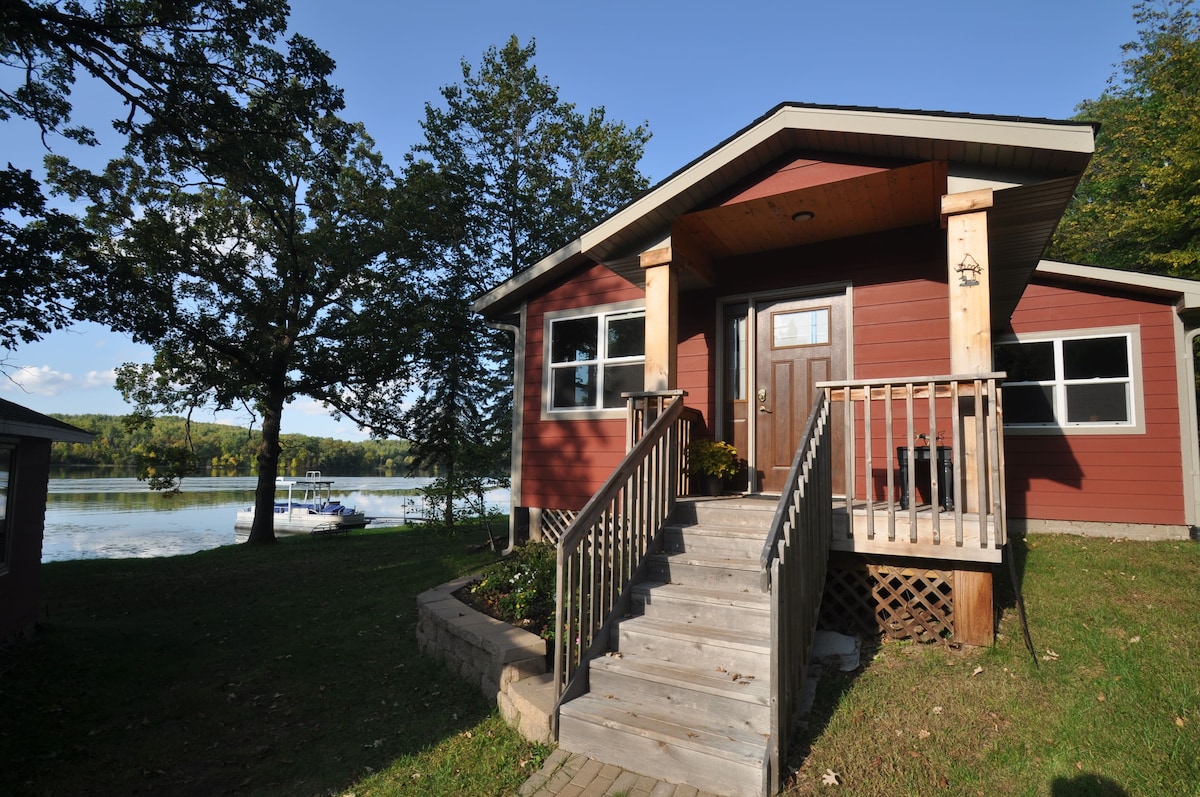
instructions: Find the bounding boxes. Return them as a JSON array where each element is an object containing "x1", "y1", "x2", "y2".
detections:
[
  {"x1": 641, "y1": 247, "x2": 679, "y2": 392},
  {"x1": 942, "y1": 189, "x2": 995, "y2": 646}
]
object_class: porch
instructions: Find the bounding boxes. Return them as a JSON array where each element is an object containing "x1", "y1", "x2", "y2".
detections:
[{"x1": 547, "y1": 376, "x2": 1007, "y2": 796}]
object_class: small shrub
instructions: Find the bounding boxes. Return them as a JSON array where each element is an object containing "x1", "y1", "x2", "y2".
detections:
[{"x1": 471, "y1": 542, "x2": 556, "y2": 636}]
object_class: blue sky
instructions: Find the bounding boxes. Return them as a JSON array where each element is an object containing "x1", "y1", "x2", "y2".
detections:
[{"x1": 1, "y1": 0, "x2": 1141, "y2": 440}]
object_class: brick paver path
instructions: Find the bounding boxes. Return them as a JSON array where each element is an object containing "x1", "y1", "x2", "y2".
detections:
[{"x1": 518, "y1": 749, "x2": 726, "y2": 797}]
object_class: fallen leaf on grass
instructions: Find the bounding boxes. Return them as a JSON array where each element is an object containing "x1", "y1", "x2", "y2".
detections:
[
  {"x1": 1096, "y1": 693, "x2": 1106, "y2": 703},
  {"x1": 1177, "y1": 717, "x2": 1187, "y2": 727},
  {"x1": 971, "y1": 666, "x2": 984, "y2": 677},
  {"x1": 1042, "y1": 649, "x2": 1060, "y2": 661},
  {"x1": 821, "y1": 769, "x2": 840, "y2": 786},
  {"x1": 919, "y1": 729, "x2": 931, "y2": 739}
]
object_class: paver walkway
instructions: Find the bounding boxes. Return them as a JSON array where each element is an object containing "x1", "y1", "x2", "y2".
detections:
[{"x1": 518, "y1": 748, "x2": 725, "y2": 797}]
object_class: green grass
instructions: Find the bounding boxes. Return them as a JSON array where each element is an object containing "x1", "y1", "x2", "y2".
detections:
[
  {"x1": 786, "y1": 534, "x2": 1200, "y2": 797},
  {"x1": 0, "y1": 526, "x2": 548, "y2": 797},
  {"x1": 4, "y1": 529, "x2": 1198, "y2": 797}
]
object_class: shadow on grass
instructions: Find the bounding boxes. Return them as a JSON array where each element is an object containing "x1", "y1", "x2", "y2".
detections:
[
  {"x1": 1, "y1": 526, "x2": 531, "y2": 797},
  {"x1": 1051, "y1": 773, "x2": 1130, "y2": 796},
  {"x1": 783, "y1": 634, "x2": 880, "y2": 778}
]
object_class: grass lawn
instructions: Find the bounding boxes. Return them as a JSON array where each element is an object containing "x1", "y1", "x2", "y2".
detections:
[
  {"x1": 2, "y1": 528, "x2": 1197, "y2": 797},
  {"x1": 0, "y1": 525, "x2": 548, "y2": 797},
  {"x1": 786, "y1": 534, "x2": 1200, "y2": 797}
]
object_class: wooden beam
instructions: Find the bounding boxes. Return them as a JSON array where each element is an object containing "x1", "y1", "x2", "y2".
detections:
[
  {"x1": 643, "y1": 259, "x2": 678, "y2": 392},
  {"x1": 639, "y1": 246, "x2": 672, "y2": 269},
  {"x1": 944, "y1": 190, "x2": 996, "y2": 646},
  {"x1": 940, "y1": 187, "x2": 994, "y2": 220},
  {"x1": 954, "y1": 567, "x2": 995, "y2": 646},
  {"x1": 947, "y1": 209, "x2": 992, "y2": 374}
]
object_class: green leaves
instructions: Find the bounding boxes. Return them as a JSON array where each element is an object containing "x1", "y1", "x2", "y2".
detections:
[{"x1": 1052, "y1": 0, "x2": 1200, "y2": 278}]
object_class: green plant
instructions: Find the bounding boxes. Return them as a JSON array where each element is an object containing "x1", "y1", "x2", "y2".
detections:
[
  {"x1": 688, "y1": 439, "x2": 740, "y2": 479},
  {"x1": 471, "y1": 542, "x2": 556, "y2": 635}
]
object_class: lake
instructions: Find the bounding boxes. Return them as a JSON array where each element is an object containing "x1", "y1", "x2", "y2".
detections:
[{"x1": 42, "y1": 472, "x2": 509, "y2": 563}]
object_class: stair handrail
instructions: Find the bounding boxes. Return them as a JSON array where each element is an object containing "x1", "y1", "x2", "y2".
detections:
[
  {"x1": 759, "y1": 389, "x2": 833, "y2": 795},
  {"x1": 551, "y1": 391, "x2": 690, "y2": 729}
]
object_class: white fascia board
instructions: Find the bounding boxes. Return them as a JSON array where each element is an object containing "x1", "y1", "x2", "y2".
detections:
[
  {"x1": 775, "y1": 105, "x2": 1096, "y2": 154},
  {"x1": 1037, "y1": 260, "x2": 1200, "y2": 311},
  {"x1": 471, "y1": 238, "x2": 583, "y2": 314}
]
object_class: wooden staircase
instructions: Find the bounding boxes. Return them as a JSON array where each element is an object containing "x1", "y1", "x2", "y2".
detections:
[{"x1": 557, "y1": 497, "x2": 777, "y2": 797}]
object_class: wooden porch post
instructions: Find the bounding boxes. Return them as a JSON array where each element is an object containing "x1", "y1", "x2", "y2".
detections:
[
  {"x1": 641, "y1": 246, "x2": 679, "y2": 392},
  {"x1": 942, "y1": 189, "x2": 995, "y2": 646}
]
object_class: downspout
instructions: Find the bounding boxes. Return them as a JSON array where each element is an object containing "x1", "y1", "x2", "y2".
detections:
[
  {"x1": 490, "y1": 311, "x2": 526, "y2": 555},
  {"x1": 1183, "y1": 326, "x2": 1200, "y2": 540}
]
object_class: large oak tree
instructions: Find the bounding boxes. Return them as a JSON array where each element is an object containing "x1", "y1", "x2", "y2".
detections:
[
  {"x1": 50, "y1": 34, "x2": 421, "y2": 544},
  {"x1": 1, "y1": 0, "x2": 297, "y2": 350}
]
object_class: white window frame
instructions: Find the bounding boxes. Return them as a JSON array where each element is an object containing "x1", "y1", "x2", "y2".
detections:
[
  {"x1": 542, "y1": 300, "x2": 645, "y2": 420},
  {"x1": 994, "y1": 325, "x2": 1144, "y2": 435}
]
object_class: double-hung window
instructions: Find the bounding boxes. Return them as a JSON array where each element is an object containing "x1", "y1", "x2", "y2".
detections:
[
  {"x1": 545, "y1": 304, "x2": 645, "y2": 415},
  {"x1": 993, "y1": 327, "x2": 1141, "y2": 432}
]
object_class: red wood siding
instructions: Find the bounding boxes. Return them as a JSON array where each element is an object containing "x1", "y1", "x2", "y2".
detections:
[
  {"x1": 1004, "y1": 279, "x2": 1185, "y2": 526},
  {"x1": 678, "y1": 290, "x2": 717, "y2": 436},
  {"x1": 720, "y1": 157, "x2": 889, "y2": 206},
  {"x1": 520, "y1": 263, "x2": 645, "y2": 511},
  {"x1": 718, "y1": 226, "x2": 950, "y2": 380}
]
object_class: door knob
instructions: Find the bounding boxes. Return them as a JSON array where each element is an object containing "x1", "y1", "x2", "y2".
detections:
[{"x1": 757, "y1": 388, "x2": 767, "y2": 403}]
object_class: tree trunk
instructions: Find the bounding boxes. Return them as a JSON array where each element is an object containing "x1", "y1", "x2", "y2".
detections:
[
  {"x1": 442, "y1": 457, "x2": 455, "y2": 528},
  {"x1": 246, "y1": 394, "x2": 285, "y2": 545}
]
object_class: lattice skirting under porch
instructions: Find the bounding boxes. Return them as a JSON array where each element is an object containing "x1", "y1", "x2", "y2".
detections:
[
  {"x1": 819, "y1": 553, "x2": 956, "y2": 646},
  {"x1": 536, "y1": 508, "x2": 578, "y2": 546}
]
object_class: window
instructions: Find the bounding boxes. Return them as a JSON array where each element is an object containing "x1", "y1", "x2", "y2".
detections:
[
  {"x1": 545, "y1": 306, "x2": 645, "y2": 414},
  {"x1": 994, "y1": 329, "x2": 1139, "y2": 431}
]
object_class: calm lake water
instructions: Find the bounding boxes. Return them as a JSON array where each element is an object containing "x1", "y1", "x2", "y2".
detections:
[{"x1": 43, "y1": 472, "x2": 509, "y2": 563}]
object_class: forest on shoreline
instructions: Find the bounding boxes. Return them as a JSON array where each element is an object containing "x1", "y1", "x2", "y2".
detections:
[{"x1": 50, "y1": 414, "x2": 412, "y2": 475}]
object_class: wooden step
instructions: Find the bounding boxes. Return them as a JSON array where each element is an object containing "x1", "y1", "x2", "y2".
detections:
[
  {"x1": 647, "y1": 550, "x2": 762, "y2": 592},
  {"x1": 674, "y1": 496, "x2": 778, "y2": 529},
  {"x1": 662, "y1": 523, "x2": 766, "y2": 557},
  {"x1": 558, "y1": 692, "x2": 767, "y2": 797},
  {"x1": 613, "y1": 615, "x2": 770, "y2": 677},
  {"x1": 587, "y1": 651, "x2": 770, "y2": 734},
  {"x1": 632, "y1": 580, "x2": 770, "y2": 634}
]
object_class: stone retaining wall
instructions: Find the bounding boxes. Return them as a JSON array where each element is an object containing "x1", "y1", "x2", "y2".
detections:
[{"x1": 416, "y1": 575, "x2": 554, "y2": 743}]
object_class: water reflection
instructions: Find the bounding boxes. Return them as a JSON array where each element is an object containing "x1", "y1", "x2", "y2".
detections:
[{"x1": 42, "y1": 474, "x2": 508, "y2": 563}]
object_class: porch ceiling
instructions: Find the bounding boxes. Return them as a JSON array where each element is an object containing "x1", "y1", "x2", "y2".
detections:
[
  {"x1": 671, "y1": 161, "x2": 944, "y2": 261},
  {"x1": 608, "y1": 170, "x2": 1079, "y2": 329}
]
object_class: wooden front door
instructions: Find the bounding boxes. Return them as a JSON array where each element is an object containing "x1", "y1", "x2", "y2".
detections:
[{"x1": 754, "y1": 293, "x2": 846, "y2": 493}]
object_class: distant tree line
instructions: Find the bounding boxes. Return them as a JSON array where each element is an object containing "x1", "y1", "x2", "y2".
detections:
[{"x1": 50, "y1": 414, "x2": 414, "y2": 475}]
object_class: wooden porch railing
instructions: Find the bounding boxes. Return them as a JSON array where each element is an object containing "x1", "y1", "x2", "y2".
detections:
[
  {"x1": 551, "y1": 391, "x2": 694, "y2": 730},
  {"x1": 759, "y1": 390, "x2": 833, "y2": 796},
  {"x1": 819, "y1": 373, "x2": 1007, "y2": 563}
]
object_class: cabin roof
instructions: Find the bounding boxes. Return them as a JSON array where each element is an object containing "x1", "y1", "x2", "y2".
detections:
[
  {"x1": 0, "y1": 398, "x2": 95, "y2": 443},
  {"x1": 473, "y1": 102, "x2": 1097, "y2": 320},
  {"x1": 1036, "y1": 260, "x2": 1200, "y2": 319}
]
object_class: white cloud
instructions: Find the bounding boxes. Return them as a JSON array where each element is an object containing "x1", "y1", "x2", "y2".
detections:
[
  {"x1": 2, "y1": 365, "x2": 76, "y2": 396},
  {"x1": 83, "y1": 369, "x2": 117, "y2": 389},
  {"x1": 290, "y1": 397, "x2": 332, "y2": 417}
]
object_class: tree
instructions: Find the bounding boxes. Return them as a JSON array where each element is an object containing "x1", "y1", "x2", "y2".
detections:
[
  {"x1": 1051, "y1": 0, "x2": 1200, "y2": 276},
  {"x1": 50, "y1": 36, "x2": 421, "y2": 544},
  {"x1": 1, "y1": 0, "x2": 295, "y2": 351},
  {"x1": 404, "y1": 37, "x2": 651, "y2": 525}
]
